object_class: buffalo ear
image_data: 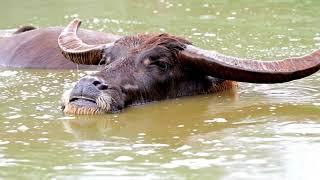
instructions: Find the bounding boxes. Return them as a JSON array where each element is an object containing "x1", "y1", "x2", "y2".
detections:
[
  {"x1": 153, "y1": 34, "x2": 191, "y2": 53},
  {"x1": 180, "y1": 45, "x2": 320, "y2": 83}
]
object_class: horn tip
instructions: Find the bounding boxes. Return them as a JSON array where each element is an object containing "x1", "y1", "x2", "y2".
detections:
[{"x1": 69, "y1": 18, "x2": 81, "y2": 28}]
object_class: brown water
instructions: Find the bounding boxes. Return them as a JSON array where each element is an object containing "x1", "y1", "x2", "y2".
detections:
[{"x1": 0, "y1": 0, "x2": 320, "y2": 179}]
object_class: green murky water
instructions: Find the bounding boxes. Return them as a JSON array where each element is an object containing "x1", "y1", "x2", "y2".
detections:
[{"x1": 1, "y1": 0, "x2": 320, "y2": 179}]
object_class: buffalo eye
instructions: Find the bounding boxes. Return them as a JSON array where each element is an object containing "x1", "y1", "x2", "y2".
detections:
[
  {"x1": 147, "y1": 54, "x2": 171, "y2": 71},
  {"x1": 149, "y1": 54, "x2": 160, "y2": 61},
  {"x1": 152, "y1": 61, "x2": 170, "y2": 71}
]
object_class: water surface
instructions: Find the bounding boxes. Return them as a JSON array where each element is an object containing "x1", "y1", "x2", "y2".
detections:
[{"x1": 0, "y1": 0, "x2": 320, "y2": 179}]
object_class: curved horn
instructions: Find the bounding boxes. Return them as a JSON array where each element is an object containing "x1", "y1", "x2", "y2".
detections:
[
  {"x1": 180, "y1": 45, "x2": 320, "y2": 83},
  {"x1": 58, "y1": 19, "x2": 113, "y2": 65}
]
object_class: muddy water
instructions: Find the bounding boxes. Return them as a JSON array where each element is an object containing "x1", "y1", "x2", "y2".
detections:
[{"x1": 0, "y1": 0, "x2": 320, "y2": 179}]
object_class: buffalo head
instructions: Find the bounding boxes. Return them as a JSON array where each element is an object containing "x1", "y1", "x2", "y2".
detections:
[{"x1": 59, "y1": 19, "x2": 320, "y2": 115}]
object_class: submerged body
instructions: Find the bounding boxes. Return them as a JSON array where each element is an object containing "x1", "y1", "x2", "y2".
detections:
[{"x1": 0, "y1": 26, "x2": 120, "y2": 69}]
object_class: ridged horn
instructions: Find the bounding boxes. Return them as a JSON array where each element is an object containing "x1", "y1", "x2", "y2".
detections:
[
  {"x1": 180, "y1": 45, "x2": 320, "y2": 83},
  {"x1": 58, "y1": 19, "x2": 113, "y2": 65}
]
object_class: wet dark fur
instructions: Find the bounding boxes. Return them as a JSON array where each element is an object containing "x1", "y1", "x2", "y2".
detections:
[
  {"x1": 65, "y1": 33, "x2": 236, "y2": 113},
  {"x1": 103, "y1": 33, "x2": 190, "y2": 64}
]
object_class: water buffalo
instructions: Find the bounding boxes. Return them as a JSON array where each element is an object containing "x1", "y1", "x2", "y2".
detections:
[
  {"x1": 0, "y1": 24, "x2": 120, "y2": 68},
  {"x1": 59, "y1": 19, "x2": 319, "y2": 115}
]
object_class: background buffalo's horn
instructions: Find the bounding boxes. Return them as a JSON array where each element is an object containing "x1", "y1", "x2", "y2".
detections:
[
  {"x1": 58, "y1": 19, "x2": 113, "y2": 65},
  {"x1": 180, "y1": 45, "x2": 320, "y2": 83}
]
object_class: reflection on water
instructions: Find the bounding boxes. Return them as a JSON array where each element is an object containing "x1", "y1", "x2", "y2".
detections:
[{"x1": 1, "y1": 0, "x2": 320, "y2": 179}]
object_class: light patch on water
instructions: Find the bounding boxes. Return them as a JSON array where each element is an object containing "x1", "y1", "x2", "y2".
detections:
[
  {"x1": 114, "y1": 156, "x2": 134, "y2": 161},
  {"x1": 6, "y1": 130, "x2": 18, "y2": 133},
  {"x1": 53, "y1": 166, "x2": 67, "y2": 170},
  {"x1": 227, "y1": 16, "x2": 236, "y2": 20},
  {"x1": 15, "y1": 141, "x2": 30, "y2": 146},
  {"x1": 199, "y1": 15, "x2": 216, "y2": 20},
  {"x1": 0, "y1": 159, "x2": 17, "y2": 167},
  {"x1": 58, "y1": 116, "x2": 76, "y2": 120},
  {"x1": 5, "y1": 115, "x2": 22, "y2": 119},
  {"x1": 245, "y1": 158, "x2": 267, "y2": 165},
  {"x1": 175, "y1": 145, "x2": 192, "y2": 151},
  {"x1": 232, "y1": 154, "x2": 246, "y2": 160},
  {"x1": 279, "y1": 123, "x2": 320, "y2": 135},
  {"x1": 313, "y1": 37, "x2": 320, "y2": 41},
  {"x1": 283, "y1": 143, "x2": 320, "y2": 180},
  {"x1": 17, "y1": 125, "x2": 30, "y2": 132},
  {"x1": 194, "y1": 152, "x2": 210, "y2": 157},
  {"x1": 161, "y1": 158, "x2": 225, "y2": 169},
  {"x1": 40, "y1": 86, "x2": 50, "y2": 92},
  {"x1": 136, "y1": 150, "x2": 156, "y2": 156},
  {"x1": 192, "y1": 32, "x2": 202, "y2": 36},
  {"x1": 132, "y1": 144, "x2": 169, "y2": 148},
  {"x1": 204, "y1": 32, "x2": 216, "y2": 37},
  {"x1": 34, "y1": 115, "x2": 54, "y2": 120},
  {"x1": 204, "y1": 118, "x2": 228, "y2": 123},
  {"x1": 0, "y1": 71, "x2": 18, "y2": 77},
  {"x1": 202, "y1": 3, "x2": 209, "y2": 8},
  {"x1": 289, "y1": 38, "x2": 301, "y2": 42},
  {"x1": 38, "y1": 138, "x2": 49, "y2": 142},
  {"x1": 0, "y1": 141, "x2": 10, "y2": 145}
]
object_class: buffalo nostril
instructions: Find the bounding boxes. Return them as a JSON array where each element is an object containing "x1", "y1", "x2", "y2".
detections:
[
  {"x1": 91, "y1": 80, "x2": 108, "y2": 90},
  {"x1": 98, "y1": 84, "x2": 109, "y2": 90},
  {"x1": 93, "y1": 80, "x2": 101, "y2": 86}
]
